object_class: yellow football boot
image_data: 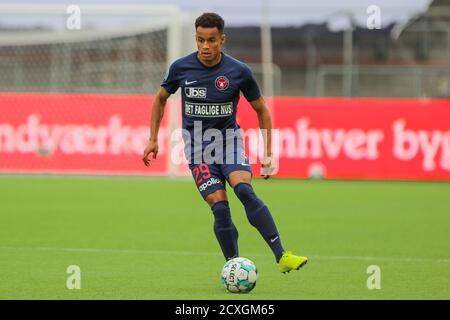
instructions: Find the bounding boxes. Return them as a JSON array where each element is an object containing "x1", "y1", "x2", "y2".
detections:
[{"x1": 278, "y1": 251, "x2": 308, "y2": 274}]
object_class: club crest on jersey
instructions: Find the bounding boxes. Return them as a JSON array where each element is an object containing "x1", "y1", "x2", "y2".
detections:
[{"x1": 215, "y1": 76, "x2": 229, "y2": 91}]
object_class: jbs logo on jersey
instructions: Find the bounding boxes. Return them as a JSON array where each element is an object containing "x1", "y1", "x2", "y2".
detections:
[{"x1": 185, "y1": 87, "x2": 207, "y2": 99}]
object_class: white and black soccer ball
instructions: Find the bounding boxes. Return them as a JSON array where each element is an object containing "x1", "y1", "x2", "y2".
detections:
[{"x1": 220, "y1": 257, "x2": 258, "y2": 293}]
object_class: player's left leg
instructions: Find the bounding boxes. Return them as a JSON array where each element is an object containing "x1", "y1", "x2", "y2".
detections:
[
  {"x1": 228, "y1": 170, "x2": 308, "y2": 273},
  {"x1": 227, "y1": 170, "x2": 284, "y2": 260}
]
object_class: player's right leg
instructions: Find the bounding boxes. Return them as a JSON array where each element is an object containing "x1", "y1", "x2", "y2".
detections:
[
  {"x1": 188, "y1": 163, "x2": 239, "y2": 261},
  {"x1": 206, "y1": 190, "x2": 239, "y2": 261}
]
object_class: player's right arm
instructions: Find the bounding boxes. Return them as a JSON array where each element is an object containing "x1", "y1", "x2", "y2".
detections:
[{"x1": 142, "y1": 86, "x2": 171, "y2": 167}]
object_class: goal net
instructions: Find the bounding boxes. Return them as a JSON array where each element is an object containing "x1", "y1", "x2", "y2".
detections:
[
  {"x1": 0, "y1": 4, "x2": 193, "y2": 176},
  {"x1": 0, "y1": 4, "x2": 187, "y2": 93}
]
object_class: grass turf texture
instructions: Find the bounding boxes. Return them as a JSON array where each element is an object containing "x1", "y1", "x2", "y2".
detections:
[{"x1": 0, "y1": 176, "x2": 449, "y2": 300}]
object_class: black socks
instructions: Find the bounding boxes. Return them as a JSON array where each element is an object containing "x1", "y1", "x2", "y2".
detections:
[
  {"x1": 211, "y1": 201, "x2": 239, "y2": 260},
  {"x1": 233, "y1": 183, "x2": 284, "y2": 262}
]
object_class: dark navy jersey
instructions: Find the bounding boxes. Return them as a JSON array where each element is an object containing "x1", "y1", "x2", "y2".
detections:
[{"x1": 161, "y1": 52, "x2": 261, "y2": 135}]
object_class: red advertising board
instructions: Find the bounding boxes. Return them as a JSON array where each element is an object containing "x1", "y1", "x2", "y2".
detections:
[
  {"x1": 1, "y1": 93, "x2": 449, "y2": 180},
  {"x1": 0, "y1": 93, "x2": 169, "y2": 175},
  {"x1": 239, "y1": 97, "x2": 450, "y2": 180}
]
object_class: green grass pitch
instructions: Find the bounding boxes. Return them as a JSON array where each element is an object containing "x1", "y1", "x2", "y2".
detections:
[{"x1": 0, "y1": 175, "x2": 449, "y2": 300}]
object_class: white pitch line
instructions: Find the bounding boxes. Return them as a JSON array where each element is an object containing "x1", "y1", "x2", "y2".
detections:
[
  {"x1": 1, "y1": 246, "x2": 450, "y2": 264},
  {"x1": 307, "y1": 255, "x2": 450, "y2": 264}
]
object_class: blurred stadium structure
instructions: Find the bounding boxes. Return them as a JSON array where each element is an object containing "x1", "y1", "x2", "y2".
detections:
[
  {"x1": 0, "y1": 0, "x2": 448, "y2": 98},
  {"x1": 0, "y1": 4, "x2": 190, "y2": 94}
]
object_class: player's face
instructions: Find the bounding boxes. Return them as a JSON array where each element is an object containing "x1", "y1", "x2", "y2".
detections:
[{"x1": 196, "y1": 26, "x2": 225, "y2": 65}]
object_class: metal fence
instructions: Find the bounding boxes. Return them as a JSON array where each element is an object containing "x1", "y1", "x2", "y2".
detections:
[{"x1": 0, "y1": 31, "x2": 168, "y2": 94}]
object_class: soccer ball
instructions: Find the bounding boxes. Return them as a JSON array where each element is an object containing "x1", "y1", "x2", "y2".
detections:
[{"x1": 220, "y1": 257, "x2": 258, "y2": 293}]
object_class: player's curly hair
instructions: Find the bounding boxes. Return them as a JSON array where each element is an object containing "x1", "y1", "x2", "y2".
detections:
[{"x1": 195, "y1": 13, "x2": 225, "y2": 33}]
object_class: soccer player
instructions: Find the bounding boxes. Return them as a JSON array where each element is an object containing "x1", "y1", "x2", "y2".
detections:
[{"x1": 143, "y1": 13, "x2": 307, "y2": 273}]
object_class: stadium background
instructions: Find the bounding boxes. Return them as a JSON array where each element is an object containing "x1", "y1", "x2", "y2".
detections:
[{"x1": 0, "y1": 0, "x2": 449, "y2": 300}]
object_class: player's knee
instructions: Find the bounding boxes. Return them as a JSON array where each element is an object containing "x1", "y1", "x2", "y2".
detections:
[
  {"x1": 211, "y1": 200, "x2": 230, "y2": 214},
  {"x1": 234, "y1": 183, "x2": 267, "y2": 223},
  {"x1": 205, "y1": 189, "x2": 227, "y2": 207},
  {"x1": 234, "y1": 183, "x2": 260, "y2": 205},
  {"x1": 211, "y1": 200, "x2": 232, "y2": 226}
]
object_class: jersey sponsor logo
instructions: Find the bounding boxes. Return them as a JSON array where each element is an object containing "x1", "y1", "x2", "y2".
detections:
[
  {"x1": 185, "y1": 102, "x2": 233, "y2": 117},
  {"x1": 199, "y1": 177, "x2": 223, "y2": 191},
  {"x1": 184, "y1": 87, "x2": 207, "y2": 99},
  {"x1": 215, "y1": 76, "x2": 229, "y2": 90},
  {"x1": 185, "y1": 79, "x2": 197, "y2": 85}
]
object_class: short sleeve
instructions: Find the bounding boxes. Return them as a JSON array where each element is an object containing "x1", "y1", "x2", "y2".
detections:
[
  {"x1": 161, "y1": 61, "x2": 180, "y2": 94},
  {"x1": 240, "y1": 64, "x2": 262, "y2": 102}
]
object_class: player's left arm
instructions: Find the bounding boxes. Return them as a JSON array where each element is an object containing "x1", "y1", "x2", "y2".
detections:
[{"x1": 249, "y1": 96, "x2": 274, "y2": 180}]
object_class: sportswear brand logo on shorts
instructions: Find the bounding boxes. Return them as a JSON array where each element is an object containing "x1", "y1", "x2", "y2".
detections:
[
  {"x1": 215, "y1": 76, "x2": 229, "y2": 90},
  {"x1": 199, "y1": 177, "x2": 223, "y2": 191},
  {"x1": 185, "y1": 87, "x2": 207, "y2": 99}
]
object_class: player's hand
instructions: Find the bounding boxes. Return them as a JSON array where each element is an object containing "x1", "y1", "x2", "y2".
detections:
[
  {"x1": 261, "y1": 154, "x2": 275, "y2": 180},
  {"x1": 143, "y1": 140, "x2": 158, "y2": 167}
]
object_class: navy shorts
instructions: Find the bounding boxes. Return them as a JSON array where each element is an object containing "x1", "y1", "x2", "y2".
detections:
[
  {"x1": 186, "y1": 130, "x2": 253, "y2": 199},
  {"x1": 189, "y1": 161, "x2": 252, "y2": 199}
]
